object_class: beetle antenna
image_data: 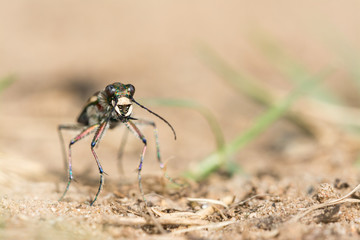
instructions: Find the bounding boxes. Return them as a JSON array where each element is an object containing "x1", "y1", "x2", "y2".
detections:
[{"x1": 132, "y1": 98, "x2": 177, "y2": 140}]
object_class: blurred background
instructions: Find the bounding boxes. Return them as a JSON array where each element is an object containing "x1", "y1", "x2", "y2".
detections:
[{"x1": 1, "y1": 0, "x2": 360, "y2": 192}]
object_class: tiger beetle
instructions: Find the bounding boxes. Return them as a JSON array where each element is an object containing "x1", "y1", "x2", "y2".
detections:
[{"x1": 58, "y1": 82, "x2": 177, "y2": 206}]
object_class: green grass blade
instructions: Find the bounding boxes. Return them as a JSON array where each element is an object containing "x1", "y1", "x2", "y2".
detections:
[
  {"x1": 198, "y1": 45, "x2": 273, "y2": 106},
  {"x1": 198, "y1": 45, "x2": 316, "y2": 137},
  {"x1": 183, "y1": 73, "x2": 324, "y2": 181},
  {"x1": 251, "y1": 33, "x2": 339, "y2": 104},
  {"x1": 326, "y1": 35, "x2": 360, "y2": 91},
  {"x1": 0, "y1": 75, "x2": 15, "y2": 94},
  {"x1": 143, "y1": 98, "x2": 225, "y2": 150}
]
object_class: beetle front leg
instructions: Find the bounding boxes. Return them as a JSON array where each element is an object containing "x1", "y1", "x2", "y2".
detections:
[
  {"x1": 89, "y1": 121, "x2": 108, "y2": 206},
  {"x1": 125, "y1": 120, "x2": 148, "y2": 203},
  {"x1": 59, "y1": 124, "x2": 99, "y2": 202}
]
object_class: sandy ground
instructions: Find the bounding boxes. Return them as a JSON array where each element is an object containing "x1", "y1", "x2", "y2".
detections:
[{"x1": 2, "y1": 1, "x2": 360, "y2": 239}]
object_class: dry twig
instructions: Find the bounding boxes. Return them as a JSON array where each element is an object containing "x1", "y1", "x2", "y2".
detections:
[
  {"x1": 171, "y1": 220, "x2": 237, "y2": 235},
  {"x1": 187, "y1": 197, "x2": 230, "y2": 208},
  {"x1": 105, "y1": 216, "x2": 209, "y2": 226},
  {"x1": 290, "y1": 183, "x2": 360, "y2": 222},
  {"x1": 195, "y1": 195, "x2": 235, "y2": 219}
]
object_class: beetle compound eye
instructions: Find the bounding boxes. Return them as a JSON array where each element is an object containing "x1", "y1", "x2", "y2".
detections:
[
  {"x1": 105, "y1": 84, "x2": 116, "y2": 96},
  {"x1": 127, "y1": 84, "x2": 135, "y2": 97}
]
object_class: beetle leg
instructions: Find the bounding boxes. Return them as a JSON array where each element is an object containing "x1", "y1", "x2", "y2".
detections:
[
  {"x1": 59, "y1": 124, "x2": 99, "y2": 202},
  {"x1": 124, "y1": 120, "x2": 148, "y2": 203},
  {"x1": 58, "y1": 124, "x2": 85, "y2": 171},
  {"x1": 117, "y1": 127, "x2": 129, "y2": 175},
  {"x1": 89, "y1": 121, "x2": 109, "y2": 206},
  {"x1": 135, "y1": 119, "x2": 182, "y2": 187}
]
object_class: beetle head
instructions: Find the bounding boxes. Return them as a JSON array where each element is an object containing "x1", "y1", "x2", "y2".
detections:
[{"x1": 105, "y1": 83, "x2": 135, "y2": 118}]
